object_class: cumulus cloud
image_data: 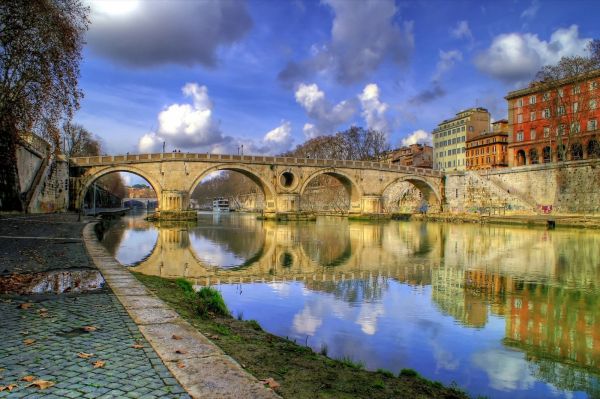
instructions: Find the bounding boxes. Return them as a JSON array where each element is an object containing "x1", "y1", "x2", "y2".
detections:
[
  {"x1": 451, "y1": 20, "x2": 473, "y2": 41},
  {"x1": 137, "y1": 83, "x2": 226, "y2": 152},
  {"x1": 475, "y1": 25, "x2": 591, "y2": 83},
  {"x1": 472, "y1": 349, "x2": 536, "y2": 391},
  {"x1": 295, "y1": 83, "x2": 356, "y2": 137},
  {"x1": 87, "y1": 0, "x2": 252, "y2": 67},
  {"x1": 261, "y1": 121, "x2": 294, "y2": 154},
  {"x1": 401, "y1": 129, "x2": 432, "y2": 147},
  {"x1": 279, "y1": 0, "x2": 414, "y2": 85},
  {"x1": 358, "y1": 84, "x2": 389, "y2": 133}
]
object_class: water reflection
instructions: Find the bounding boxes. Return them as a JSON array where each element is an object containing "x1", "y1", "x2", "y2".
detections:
[{"x1": 101, "y1": 213, "x2": 600, "y2": 398}]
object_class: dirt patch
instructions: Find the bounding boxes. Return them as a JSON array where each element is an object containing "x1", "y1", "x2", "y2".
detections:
[{"x1": 133, "y1": 273, "x2": 469, "y2": 399}]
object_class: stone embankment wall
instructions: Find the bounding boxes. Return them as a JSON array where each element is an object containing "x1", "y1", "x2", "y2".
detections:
[
  {"x1": 16, "y1": 134, "x2": 69, "y2": 213},
  {"x1": 445, "y1": 160, "x2": 600, "y2": 215}
]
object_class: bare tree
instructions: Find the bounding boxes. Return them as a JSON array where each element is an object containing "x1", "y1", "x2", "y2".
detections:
[
  {"x1": 61, "y1": 122, "x2": 101, "y2": 159},
  {"x1": 0, "y1": 0, "x2": 89, "y2": 210},
  {"x1": 533, "y1": 40, "x2": 600, "y2": 162}
]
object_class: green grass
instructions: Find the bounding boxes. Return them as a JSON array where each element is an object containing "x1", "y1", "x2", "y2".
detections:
[
  {"x1": 338, "y1": 356, "x2": 364, "y2": 370},
  {"x1": 376, "y1": 368, "x2": 394, "y2": 378},
  {"x1": 399, "y1": 368, "x2": 419, "y2": 378}
]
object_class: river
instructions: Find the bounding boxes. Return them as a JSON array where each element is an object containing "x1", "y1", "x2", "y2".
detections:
[{"x1": 100, "y1": 211, "x2": 600, "y2": 398}]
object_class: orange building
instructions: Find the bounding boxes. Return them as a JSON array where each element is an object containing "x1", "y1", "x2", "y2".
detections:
[
  {"x1": 506, "y1": 69, "x2": 600, "y2": 166},
  {"x1": 465, "y1": 120, "x2": 509, "y2": 170}
]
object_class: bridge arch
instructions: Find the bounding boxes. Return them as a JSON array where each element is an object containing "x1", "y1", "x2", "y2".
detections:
[
  {"x1": 299, "y1": 168, "x2": 362, "y2": 202},
  {"x1": 381, "y1": 176, "x2": 441, "y2": 212},
  {"x1": 76, "y1": 165, "x2": 162, "y2": 210},
  {"x1": 187, "y1": 164, "x2": 276, "y2": 205}
]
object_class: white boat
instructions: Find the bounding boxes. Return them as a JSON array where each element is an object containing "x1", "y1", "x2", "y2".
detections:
[{"x1": 212, "y1": 198, "x2": 230, "y2": 212}]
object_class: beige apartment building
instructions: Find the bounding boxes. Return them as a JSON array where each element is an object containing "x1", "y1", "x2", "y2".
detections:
[{"x1": 432, "y1": 107, "x2": 491, "y2": 171}]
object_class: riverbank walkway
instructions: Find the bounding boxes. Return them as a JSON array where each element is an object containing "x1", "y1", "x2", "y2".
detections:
[{"x1": 0, "y1": 213, "x2": 276, "y2": 398}]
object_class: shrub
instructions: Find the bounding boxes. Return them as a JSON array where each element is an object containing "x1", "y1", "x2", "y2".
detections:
[
  {"x1": 399, "y1": 368, "x2": 419, "y2": 378},
  {"x1": 175, "y1": 278, "x2": 193, "y2": 295},
  {"x1": 190, "y1": 286, "x2": 229, "y2": 318},
  {"x1": 377, "y1": 368, "x2": 394, "y2": 378}
]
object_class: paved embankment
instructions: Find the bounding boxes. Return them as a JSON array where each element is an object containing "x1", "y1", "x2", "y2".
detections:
[
  {"x1": 83, "y1": 223, "x2": 279, "y2": 399},
  {"x1": 0, "y1": 214, "x2": 189, "y2": 398}
]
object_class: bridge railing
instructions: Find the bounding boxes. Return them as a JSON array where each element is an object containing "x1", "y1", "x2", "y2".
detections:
[{"x1": 70, "y1": 153, "x2": 443, "y2": 177}]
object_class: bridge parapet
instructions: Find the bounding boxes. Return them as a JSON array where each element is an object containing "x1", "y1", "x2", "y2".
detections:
[{"x1": 70, "y1": 153, "x2": 443, "y2": 178}]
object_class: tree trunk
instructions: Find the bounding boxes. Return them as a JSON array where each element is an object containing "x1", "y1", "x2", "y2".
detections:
[{"x1": 0, "y1": 123, "x2": 23, "y2": 211}]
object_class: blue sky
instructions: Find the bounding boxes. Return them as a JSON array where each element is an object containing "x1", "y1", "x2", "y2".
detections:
[{"x1": 76, "y1": 0, "x2": 600, "y2": 157}]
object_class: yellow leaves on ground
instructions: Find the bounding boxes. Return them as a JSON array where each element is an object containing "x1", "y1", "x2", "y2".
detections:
[
  {"x1": 260, "y1": 377, "x2": 280, "y2": 389},
  {"x1": 23, "y1": 338, "x2": 36, "y2": 345},
  {"x1": 28, "y1": 379, "x2": 55, "y2": 390},
  {"x1": 171, "y1": 334, "x2": 182, "y2": 340},
  {"x1": 18, "y1": 303, "x2": 34, "y2": 310},
  {"x1": 131, "y1": 344, "x2": 144, "y2": 349},
  {"x1": 81, "y1": 325, "x2": 97, "y2": 332},
  {"x1": 0, "y1": 384, "x2": 18, "y2": 391},
  {"x1": 77, "y1": 352, "x2": 94, "y2": 359},
  {"x1": 20, "y1": 376, "x2": 35, "y2": 382},
  {"x1": 176, "y1": 362, "x2": 185, "y2": 369},
  {"x1": 92, "y1": 360, "x2": 105, "y2": 368}
]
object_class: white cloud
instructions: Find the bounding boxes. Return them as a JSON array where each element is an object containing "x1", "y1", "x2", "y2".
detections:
[
  {"x1": 521, "y1": 0, "x2": 540, "y2": 19},
  {"x1": 262, "y1": 121, "x2": 294, "y2": 154},
  {"x1": 86, "y1": 0, "x2": 252, "y2": 67},
  {"x1": 401, "y1": 129, "x2": 432, "y2": 147},
  {"x1": 295, "y1": 83, "x2": 356, "y2": 138},
  {"x1": 137, "y1": 83, "x2": 226, "y2": 153},
  {"x1": 358, "y1": 84, "x2": 389, "y2": 133},
  {"x1": 432, "y1": 50, "x2": 463, "y2": 81},
  {"x1": 472, "y1": 349, "x2": 536, "y2": 391},
  {"x1": 475, "y1": 25, "x2": 591, "y2": 83},
  {"x1": 451, "y1": 20, "x2": 473, "y2": 41},
  {"x1": 279, "y1": 0, "x2": 414, "y2": 85}
]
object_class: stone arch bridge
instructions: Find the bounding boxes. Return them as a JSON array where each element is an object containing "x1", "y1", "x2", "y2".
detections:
[{"x1": 70, "y1": 153, "x2": 444, "y2": 216}]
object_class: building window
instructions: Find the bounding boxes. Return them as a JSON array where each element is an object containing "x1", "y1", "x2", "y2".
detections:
[
  {"x1": 590, "y1": 99, "x2": 597, "y2": 110},
  {"x1": 543, "y1": 126, "x2": 550, "y2": 137},
  {"x1": 573, "y1": 85, "x2": 581, "y2": 94},
  {"x1": 588, "y1": 119, "x2": 598, "y2": 131},
  {"x1": 517, "y1": 114, "x2": 523, "y2": 123},
  {"x1": 589, "y1": 81, "x2": 598, "y2": 91},
  {"x1": 517, "y1": 98, "x2": 523, "y2": 107},
  {"x1": 530, "y1": 111, "x2": 536, "y2": 121},
  {"x1": 558, "y1": 88, "x2": 564, "y2": 97},
  {"x1": 516, "y1": 131, "x2": 524, "y2": 141},
  {"x1": 573, "y1": 102, "x2": 579, "y2": 113},
  {"x1": 543, "y1": 92, "x2": 550, "y2": 101},
  {"x1": 529, "y1": 95, "x2": 536, "y2": 104},
  {"x1": 557, "y1": 124, "x2": 565, "y2": 136},
  {"x1": 570, "y1": 122, "x2": 580, "y2": 134},
  {"x1": 543, "y1": 108, "x2": 551, "y2": 118},
  {"x1": 557, "y1": 105, "x2": 565, "y2": 116},
  {"x1": 531, "y1": 129, "x2": 536, "y2": 140}
]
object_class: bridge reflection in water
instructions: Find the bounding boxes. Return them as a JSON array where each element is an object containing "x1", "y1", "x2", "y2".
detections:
[{"x1": 100, "y1": 213, "x2": 600, "y2": 398}]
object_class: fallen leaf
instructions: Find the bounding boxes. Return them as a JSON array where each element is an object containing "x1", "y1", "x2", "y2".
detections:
[
  {"x1": 208, "y1": 334, "x2": 220, "y2": 340},
  {"x1": 19, "y1": 331, "x2": 29, "y2": 335},
  {"x1": 23, "y1": 339, "x2": 36, "y2": 346},
  {"x1": 0, "y1": 384, "x2": 18, "y2": 392},
  {"x1": 171, "y1": 334, "x2": 182, "y2": 340},
  {"x1": 37, "y1": 308, "x2": 48, "y2": 313},
  {"x1": 77, "y1": 352, "x2": 94, "y2": 359},
  {"x1": 260, "y1": 377, "x2": 280, "y2": 389},
  {"x1": 175, "y1": 349, "x2": 187, "y2": 354},
  {"x1": 92, "y1": 360, "x2": 105, "y2": 368},
  {"x1": 28, "y1": 380, "x2": 55, "y2": 390},
  {"x1": 39, "y1": 312, "x2": 49, "y2": 318},
  {"x1": 20, "y1": 376, "x2": 35, "y2": 382},
  {"x1": 81, "y1": 326, "x2": 97, "y2": 332},
  {"x1": 131, "y1": 344, "x2": 144, "y2": 349},
  {"x1": 19, "y1": 303, "x2": 33, "y2": 309},
  {"x1": 177, "y1": 362, "x2": 185, "y2": 369}
]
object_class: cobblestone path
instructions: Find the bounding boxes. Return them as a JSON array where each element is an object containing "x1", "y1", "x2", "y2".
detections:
[{"x1": 0, "y1": 291, "x2": 190, "y2": 399}]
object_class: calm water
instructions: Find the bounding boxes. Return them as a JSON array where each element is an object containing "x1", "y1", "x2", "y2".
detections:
[{"x1": 101, "y1": 212, "x2": 600, "y2": 398}]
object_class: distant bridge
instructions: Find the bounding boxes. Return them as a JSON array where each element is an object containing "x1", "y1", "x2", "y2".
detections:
[
  {"x1": 121, "y1": 197, "x2": 158, "y2": 209},
  {"x1": 70, "y1": 152, "x2": 444, "y2": 215}
]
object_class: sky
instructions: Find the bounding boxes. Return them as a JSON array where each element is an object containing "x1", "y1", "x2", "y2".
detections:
[{"x1": 76, "y1": 0, "x2": 600, "y2": 159}]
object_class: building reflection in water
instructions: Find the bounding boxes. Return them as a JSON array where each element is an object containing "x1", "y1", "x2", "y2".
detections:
[{"x1": 103, "y1": 214, "x2": 600, "y2": 397}]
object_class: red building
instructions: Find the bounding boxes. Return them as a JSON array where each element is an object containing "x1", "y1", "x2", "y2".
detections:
[
  {"x1": 506, "y1": 70, "x2": 600, "y2": 166},
  {"x1": 383, "y1": 143, "x2": 433, "y2": 168}
]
